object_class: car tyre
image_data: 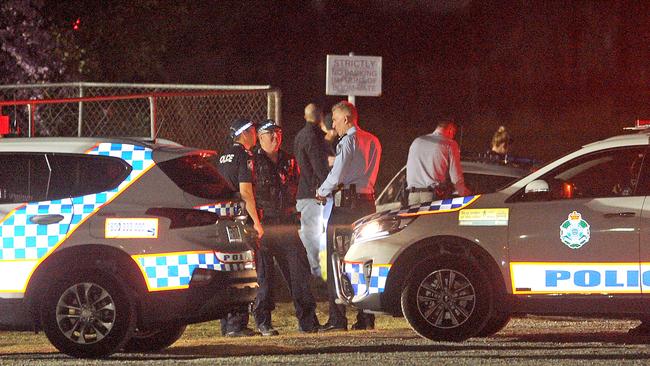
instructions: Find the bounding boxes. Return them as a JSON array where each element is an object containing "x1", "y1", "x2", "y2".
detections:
[
  {"x1": 401, "y1": 255, "x2": 492, "y2": 341},
  {"x1": 475, "y1": 311, "x2": 510, "y2": 337},
  {"x1": 40, "y1": 271, "x2": 136, "y2": 358},
  {"x1": 122, "y1": 324, "x2": 187, "y2": 352}
]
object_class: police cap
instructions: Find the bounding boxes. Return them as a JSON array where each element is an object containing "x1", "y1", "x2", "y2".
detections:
[
  {"x1": 256, "y1": 119, "x2": 282, "y2": 134},
  {"x1": 230, "y1": 118, "x2": 255, "y2": 139}
]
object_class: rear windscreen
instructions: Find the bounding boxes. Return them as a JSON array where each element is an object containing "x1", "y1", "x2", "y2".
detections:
[{"x1": 157, "y1": 154, "x2": 236, "y2": 199}]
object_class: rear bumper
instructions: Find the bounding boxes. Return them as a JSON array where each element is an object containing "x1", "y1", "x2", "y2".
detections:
[{"x1": 138, "y1": 268, "x2": 258, "y2": 327}]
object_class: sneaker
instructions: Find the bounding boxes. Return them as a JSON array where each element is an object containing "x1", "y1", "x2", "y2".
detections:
[
  {"x1": 257, "y1": 324, "x2": 279, "y2": 337},
  {"x1": 628, "y1": 321, "x2": 650, "y2": 336},
  {"x1": 225, "y1": 327, "x2": 256, "y2": 337}
]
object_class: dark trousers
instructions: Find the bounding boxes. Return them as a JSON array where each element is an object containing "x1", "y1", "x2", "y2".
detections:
[
  {"x1": 326, "y1": 198, "x2": 376, "y2": 328},
  {"x1": 253, "y1": 217, "x2": 318, "y2": 331}
]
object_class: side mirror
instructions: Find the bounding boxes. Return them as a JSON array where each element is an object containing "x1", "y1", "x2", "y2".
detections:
[{"x1": 525, "y1": 179, "x2": 549, "y2": 194}]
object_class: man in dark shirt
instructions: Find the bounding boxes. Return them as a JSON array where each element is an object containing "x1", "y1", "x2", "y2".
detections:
[
  {"x1": 294, "y1": 103, "x2": 330, "y2": 278},
  {"x1": 216, "y1": 118, "x2": 263, "y2": 337},
  {"x1": 252, "y1": 119, "x2": 320, "y2": 335}
]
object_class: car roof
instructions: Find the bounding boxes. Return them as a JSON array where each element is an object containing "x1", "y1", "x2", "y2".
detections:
[
  {"x1": 582, "y1": 132, "x2": 650, "y2": 150},
  {"x1": 0, "y1": 137, "x2": 204, "y2": 158}
]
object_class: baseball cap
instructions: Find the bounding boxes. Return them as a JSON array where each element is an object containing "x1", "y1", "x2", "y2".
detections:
[
  {"x1": 229, "y1": 118, "x2": 255, "y2": 138},
  {"x1": 256, "y1": 119, "x2": 282, "y2": 134}
]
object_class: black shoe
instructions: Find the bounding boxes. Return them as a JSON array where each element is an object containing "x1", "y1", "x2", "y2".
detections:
[
  {"x1": 299, "y1": 323, "x2": 322, "y2": 333},
  {"x1": 628, "y1": 322, "x2": 650, "y2": 336},
  {"x1": 351, "y1": 321, "x2": 375, "y2": 330},
  {"x1": 319, "y1": 323, "x2": 347, "y2": 332},
  {"x1": 225, "y1": 327, "x2": 256, "y2": 337},
  {"x1": 257, "y1": 324, "x2": 279, "y2": 336}
]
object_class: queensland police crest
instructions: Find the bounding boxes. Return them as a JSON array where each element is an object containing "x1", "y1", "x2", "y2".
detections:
[{"x1": 560, "y1": 211, "x2": 590, "y2": 249}]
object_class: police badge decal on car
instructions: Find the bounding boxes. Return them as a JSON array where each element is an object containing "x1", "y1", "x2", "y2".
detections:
[{"x1": 560, "y1": 211, "x2": 591, "y2": 249}]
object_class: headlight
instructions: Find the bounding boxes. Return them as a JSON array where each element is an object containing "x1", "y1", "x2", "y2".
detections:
[{"x1": 352, "y1": 215, "x2": 416, "y2": 245}]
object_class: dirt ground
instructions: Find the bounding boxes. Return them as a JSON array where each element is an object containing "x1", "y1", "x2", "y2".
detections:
[{"x1": 2, "y1": 302, "x2": 650, "y2": 365}]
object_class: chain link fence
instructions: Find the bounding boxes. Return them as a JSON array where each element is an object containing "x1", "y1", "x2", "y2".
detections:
[{"x1": 0, "y1": 83, "x2": 281, "y2": 152}]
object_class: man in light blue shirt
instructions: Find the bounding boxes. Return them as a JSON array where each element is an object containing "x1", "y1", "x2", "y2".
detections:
[
  {"x1": 406, "y1": 120, "x2": 469, "y2": 205},
  {"x1": 316, "y1": 101, "x2": 381, "y2": 331}
]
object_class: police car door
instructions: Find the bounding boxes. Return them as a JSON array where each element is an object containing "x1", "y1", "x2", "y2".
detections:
[
  {"x1": 0, "y1": 153, "x2": 74, "y2": 296},
  {"x1": 507, "y1": 146, "x2": 646, "y2": 295}
]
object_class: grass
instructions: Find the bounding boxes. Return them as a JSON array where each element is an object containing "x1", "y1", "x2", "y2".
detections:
[{"x1": 0, "y1": 301, "x2": 410, "y2": 355}]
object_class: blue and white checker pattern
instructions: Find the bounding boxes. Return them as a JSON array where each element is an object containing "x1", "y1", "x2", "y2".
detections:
[
  {"x1": 0, "y1": 143, "x2": 154, "y2": 262},
  {"x1": 195, "y1": 201, "x2": 242, "y2": 217},
  {"x1": 344, "y1": 262, "x2": 391, "y2": 297},
  {"x1": 134, "y1": 250, "x2": 254, "y2": 291},
  {"x1": 0, "y1": 199, "x2": 74, "y2": 260},
  {"x1": 355, "y1": 195, "x2": 480, "y2": 226}
]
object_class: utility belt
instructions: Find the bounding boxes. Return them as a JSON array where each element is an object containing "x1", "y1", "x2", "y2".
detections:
[
  {"x1": 334, "y1": 184, "x2": 374, "y2": 208},
  {"x1": 407, "y1": 182, "x2": 453, "y2": 199}
]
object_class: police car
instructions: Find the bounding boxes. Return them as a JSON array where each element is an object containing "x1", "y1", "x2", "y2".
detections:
[
  {"x1": 334, "y1": 127, "x2": 650, "y2": 341},
  {"x1": 0, "y1": 138, "x2": 257, "y2": 358}
]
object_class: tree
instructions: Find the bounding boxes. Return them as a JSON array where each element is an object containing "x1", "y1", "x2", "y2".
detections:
[{"x1": 0, "y1": 0, "x2": 77, "y2": 84}]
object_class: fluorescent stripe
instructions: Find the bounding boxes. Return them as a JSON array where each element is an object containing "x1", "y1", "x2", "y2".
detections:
[{"x1": 233, "y1": 121, "x2": 253, "y2": 136}]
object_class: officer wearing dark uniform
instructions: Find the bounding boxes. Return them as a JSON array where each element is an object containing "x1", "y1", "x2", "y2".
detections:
[
  {"x1": 217, "y1": 118, "x2": 263, "y2": 337},
  {"x1": 253, "y1": 119, "x2": 320, "y2": 335},
  {"x1": 316, "y1": 101, "x2": 382, "y2": 331}
]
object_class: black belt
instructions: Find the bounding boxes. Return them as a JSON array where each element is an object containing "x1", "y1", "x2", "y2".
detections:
[
  {"x1": 339, "y1": 190, "x2": 375, "y2": 201},
  {"x1": 355, "y1": 193, "x2": 375, "y2": 200},
  {"x1": 408, "y1": 187, "x2": 435, "y2": 193}
]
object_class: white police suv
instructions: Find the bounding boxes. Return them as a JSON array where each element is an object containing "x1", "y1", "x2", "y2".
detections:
[
  {"x1": 334, "y1": 127, "x2": 650, "y2": 341},
  {"x1": 0, "y1": 138, "x2": 257, "y2": 358}
]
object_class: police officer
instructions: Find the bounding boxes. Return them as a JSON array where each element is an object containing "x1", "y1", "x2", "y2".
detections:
[
  {"x1": 406, "y1": 120, "x2": 470, "y2": 205},
  {"x1": 316, "y1": 101, "x2": 381, "y2": 331},
  {"x1": 253, "y1": 119, "x2": 320, "y2": 335},
  {"x1": 217, "y1": 118, "x2": 263, "y2": 337}
]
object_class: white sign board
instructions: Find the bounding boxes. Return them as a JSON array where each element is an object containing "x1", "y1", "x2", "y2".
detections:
[{"x1": 326, "y1": 55, "x2": 382, "y2": 96}]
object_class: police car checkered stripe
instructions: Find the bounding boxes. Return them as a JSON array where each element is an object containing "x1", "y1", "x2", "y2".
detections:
[
  {"x1": 195, "y1": 202, "x2": 242, "y2": 217},
  {"x1": 355, "y1": 195, "x2": 480, "y2": 226},
  {"x1": 133, "y1": 250, "x2": 254, "y2": 291},
  {"x1": 0, "y1": 143, "x2": 154, "y2": 293},
  {"x1": 344, "y1": 262, "x2": 391, "y2": 296}
]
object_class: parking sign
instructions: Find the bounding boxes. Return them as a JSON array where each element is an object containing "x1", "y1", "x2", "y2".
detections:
[{"x1": 326, "y1": 54, "x2": 382, "y2": 97}]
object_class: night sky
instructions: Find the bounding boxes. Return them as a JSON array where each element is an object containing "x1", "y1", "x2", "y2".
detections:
[{"x1": 49, "y1": 0, "x2": 650, "y2": 187}]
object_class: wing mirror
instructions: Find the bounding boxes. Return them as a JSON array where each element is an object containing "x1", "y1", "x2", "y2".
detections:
[{"x1": 525, "y1": 179, "x2": 550, "y2": 194}]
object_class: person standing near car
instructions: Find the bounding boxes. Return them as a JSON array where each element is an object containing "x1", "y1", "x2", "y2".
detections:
[
  {"x1": 316, "y1": 101, "x2": 381, "y2": 331},
  {"x1": 252, "y1": 119, "x2": 320, "y2": 335},
  {"x1": 294, "y1": 103, "x2": 331, "y2": 279},
  {"x1": 406, "y1": 120, "x2": 470, "y2": 206},
  {"x1": 217, "y1": 118, "x2": 263, "y2": 337}
]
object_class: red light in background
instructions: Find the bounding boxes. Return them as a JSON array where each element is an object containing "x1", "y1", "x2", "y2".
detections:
[
  {"x1": 562, "y1": 182, "x2": 574, "y2": 199},
  {"x1": 0, "y1": 116, "x2": 9, "y2": 135},
  {"x1": 72, "y1": 18, "x2": 81, "y2": 31}
]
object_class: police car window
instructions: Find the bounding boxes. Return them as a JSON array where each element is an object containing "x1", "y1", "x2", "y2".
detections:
[
  {"x1": 0, "y1": 154, "x2": 49, "y2": 204},
  {"x1": 536, "y1": 147, "x2": 646, "y2": 200},
  {"x1": 47, "y1": 154, "x2": 131, "y2": 199},
  {"x1": 377, "y1": 168, "x2": 406, "y2": 205},
  {"x1": 464, "y1": 173, "x2": 518, "y2": 194},
  {"x1": 158, "y1": 154, "x2": 236, "y2": 199}
]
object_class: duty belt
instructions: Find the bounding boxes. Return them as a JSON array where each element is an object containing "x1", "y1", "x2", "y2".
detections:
[{"x1": 408, "y1": 187, "x2": 436, "y2": 193}]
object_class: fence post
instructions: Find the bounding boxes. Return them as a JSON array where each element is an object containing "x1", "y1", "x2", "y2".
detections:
[
  {"x1": 149, "y1": 96, "x2": 156, "y2": 139},
  {"x1": 78, "y1": 84, "x2": 84, "y2": 137},
  {"x1": 268, "y1": 90, "x2": 282, "y2": 125},
  {"x1": 27, "y1": 103, "x2": 34, "y2": 137}
]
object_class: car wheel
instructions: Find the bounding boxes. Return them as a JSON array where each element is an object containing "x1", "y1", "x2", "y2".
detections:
[
  {"x1": 40, "y1": 271, "x2": 136, "y2": 358},
  {"x1": 475, "y1": 311, "x2": 511, "y2": 337},
  {"x1": 122, "y1": 324, "x2": 186, "y2": 352},
  {"x1": 401, "y1": 255, "x2": 492, "y2": 341}
]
